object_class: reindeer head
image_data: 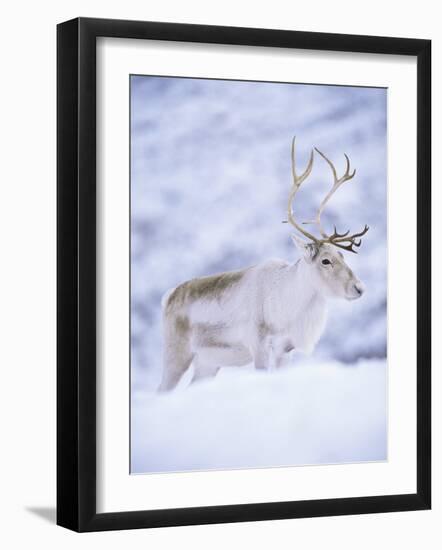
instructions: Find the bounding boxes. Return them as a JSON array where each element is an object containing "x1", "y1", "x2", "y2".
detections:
[{"x1": 286, "y1": 137, "x2": 368, "y2": 301}]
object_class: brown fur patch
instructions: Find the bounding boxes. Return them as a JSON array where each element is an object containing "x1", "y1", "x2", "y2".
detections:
[
  {"x1": 175, "y1": 315, "x2": 190, "y2": 335},
  {"x1": 203, "y1": 338, "x2": 232, "y2": 349},
  {"x1": 166, "y1": 269, "x2": 245, "y2": 311},
  {"x1": 193, "y1": 322, "x2": 230, "y2": 349},
  {"x1": 258, "y1": 320, "x2": 273, "y2": 338}
]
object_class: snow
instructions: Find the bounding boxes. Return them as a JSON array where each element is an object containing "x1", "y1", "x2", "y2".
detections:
[
  {"x1": 130, "y1": 75, "x2": 388, "y2": 473},
  {"x1": 131, "y1": 358, "x2": 387, "y2": 473}
]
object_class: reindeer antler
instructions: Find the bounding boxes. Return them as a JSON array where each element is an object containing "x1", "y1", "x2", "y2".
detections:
[
  {"x1": 313, "y1": 146, "x2": 369, "y2": 253},
  {"x1": 286, "y1": 137, "x2": 369, "y2": 254},
  {"x1": 286, "y1": 137, "x2": 318, "y2": 243}
]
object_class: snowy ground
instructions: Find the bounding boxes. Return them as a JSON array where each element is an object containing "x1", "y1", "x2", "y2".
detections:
[{"x1": 131, "y1": 358, "x2": 387, "y2": 474}]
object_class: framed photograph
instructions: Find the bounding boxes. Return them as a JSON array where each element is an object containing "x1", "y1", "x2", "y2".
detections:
[{"x1": 57, "y1": 17, "x2": 431, "y2": 532}]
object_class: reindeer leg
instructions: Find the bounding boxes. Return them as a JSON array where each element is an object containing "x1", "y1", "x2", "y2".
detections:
[
  {"x1": 157, "y1": 366, "x2": 188, "y2": 392},
  {"x1": 191, "y1": 362, "x2": 220, "y2": 385},
  {"x1": 158, "y1": 315, "x2": 193, "y2": 392},
  {"x1": 275, "y1": 353, "x2": 291, "y2": 369},
  {"x1": 274, "y1": 341, "x2": 294, "y2": 369},
  {"x1": 157, "y1": 351, "x2": 194, "y2": 392},
  {"x1": 252, "y1": 344, "x2": 271, "y2": 371}
]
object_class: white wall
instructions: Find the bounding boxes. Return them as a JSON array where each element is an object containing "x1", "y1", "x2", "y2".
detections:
[{"x1": 0, "y1": 1, "x2": 439, "y2": 548}]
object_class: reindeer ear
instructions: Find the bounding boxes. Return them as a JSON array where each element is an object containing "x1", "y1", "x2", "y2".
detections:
[{"x1": 290, "y1": 234, "x2": 318, "y2": 262}]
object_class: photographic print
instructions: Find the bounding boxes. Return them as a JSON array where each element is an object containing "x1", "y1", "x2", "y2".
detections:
[{"x1": 130, "y1": 75, "x2": 387, "y2": 474}]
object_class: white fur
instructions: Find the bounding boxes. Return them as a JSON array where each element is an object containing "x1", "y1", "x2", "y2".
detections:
[{"x1": 158, "y1": 241, "x2": 364, "y2": 391}]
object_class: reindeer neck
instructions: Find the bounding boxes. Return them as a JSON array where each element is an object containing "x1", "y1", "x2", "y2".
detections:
[{"x1": 279, "y1": 259, "x2": 326, "y2": 317}]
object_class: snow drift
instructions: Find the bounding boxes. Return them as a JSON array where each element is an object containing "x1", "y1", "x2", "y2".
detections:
[{"x1": 131, "y1": 358, "x2": 387, "y2": 474}]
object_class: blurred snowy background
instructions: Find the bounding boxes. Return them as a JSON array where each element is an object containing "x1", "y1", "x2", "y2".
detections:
[{"x1": 130, "y1": 75, "x2": 387, "y2": 473}]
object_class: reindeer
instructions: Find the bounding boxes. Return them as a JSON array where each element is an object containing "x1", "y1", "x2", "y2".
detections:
[{"x1": 158, "y1": 138, "x2": 368, "y2": 391}]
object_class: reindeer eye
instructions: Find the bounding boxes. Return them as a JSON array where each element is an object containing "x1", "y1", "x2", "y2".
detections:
[{"x1": 322, "y1": 259, "x2": 331, "y2": 265}]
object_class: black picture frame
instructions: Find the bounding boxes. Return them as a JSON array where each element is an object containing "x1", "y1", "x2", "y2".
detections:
[{"x1": 57, "y1": 17, "x2": 431, "y2": 532}]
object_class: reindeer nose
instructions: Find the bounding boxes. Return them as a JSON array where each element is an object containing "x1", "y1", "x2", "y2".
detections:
[{"x1": 353, "y1": 282, "x2": 365, "y2": 296}]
